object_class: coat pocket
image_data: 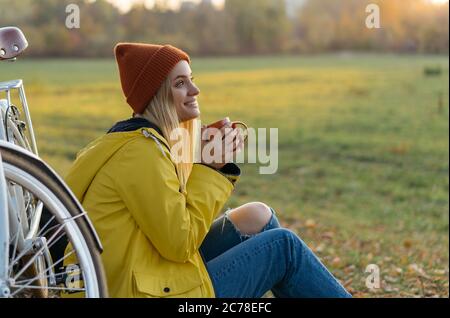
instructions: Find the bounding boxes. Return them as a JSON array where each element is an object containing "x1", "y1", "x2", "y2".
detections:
[{"x1": 132, "y1": 270, "x2": 203, "y2": 298}]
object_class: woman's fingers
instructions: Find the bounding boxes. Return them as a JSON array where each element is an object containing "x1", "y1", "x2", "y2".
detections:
[
  {"x1": 231, "y1": 129, "x2": 245, "y2": 146},
  {"x1": 234, "y1": 135, "x2": 245, "y2": 153},
  {"x1": 226, "y1": 132, "x2": 244, "y2": 162},
  {"x1": 233, "y1": 133, "x2": 244, "y2": 152},
  {"x1": 223, "y1": 128, "x2": 244, "y2": 152},
  {"x1": 204, "y1": 126, "x2": 245, "y2": 165},
  {"x1": 224, "y1": 128, "x2": 238, "y2": 144},
  {"x1": 219, "y1": 122, "x2": 232, "y2": 139}
]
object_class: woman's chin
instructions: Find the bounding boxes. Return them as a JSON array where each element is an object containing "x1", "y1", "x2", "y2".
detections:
[
  {"x1": 190, "y1": 108, "x2": 201, "y2": 119},
  {"x1": 180, "y1": 110, "x2": 201, "y2": 123}
]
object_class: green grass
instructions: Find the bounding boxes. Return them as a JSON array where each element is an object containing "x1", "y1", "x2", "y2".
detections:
[{"x1": 1, "y1": 54, "x2": 448, "y2": 297}]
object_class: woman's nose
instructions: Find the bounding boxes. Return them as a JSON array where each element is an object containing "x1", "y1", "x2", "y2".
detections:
[{"x1": 190, "y1": 83, "x2": 200, "y2": 96}]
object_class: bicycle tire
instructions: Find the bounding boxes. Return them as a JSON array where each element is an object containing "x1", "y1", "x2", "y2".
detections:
[{"x1": 1, "y1": 143, "x2": 108, "y2": 298}]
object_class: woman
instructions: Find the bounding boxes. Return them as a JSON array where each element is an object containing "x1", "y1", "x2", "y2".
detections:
[{"x1": 65, "y1": 43, "x2": 351, "y2": 298}]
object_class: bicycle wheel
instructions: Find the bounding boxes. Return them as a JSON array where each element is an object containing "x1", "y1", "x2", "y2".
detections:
[{"x1": 0, "y1": 142, "x2": 108, "y2": 298}]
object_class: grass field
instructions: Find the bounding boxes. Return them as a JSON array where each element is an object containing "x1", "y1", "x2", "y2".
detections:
[{"x1": 1, "y1": 54, "x2": 448, "y2": 297}]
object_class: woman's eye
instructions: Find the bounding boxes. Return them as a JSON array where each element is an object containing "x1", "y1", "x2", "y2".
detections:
[{"x1": 176, "y1": 78, "x2": 195, "y2": 88}]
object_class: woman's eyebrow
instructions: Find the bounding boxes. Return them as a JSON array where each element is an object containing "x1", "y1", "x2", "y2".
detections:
[{"x1": 173, "y1": 73, "x2": 193, "y2": 81}]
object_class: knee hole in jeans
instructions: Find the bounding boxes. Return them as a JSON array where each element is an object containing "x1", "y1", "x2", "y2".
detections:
[{"x1": 225, "y1": 202, "x2": 274, "y2": 236}]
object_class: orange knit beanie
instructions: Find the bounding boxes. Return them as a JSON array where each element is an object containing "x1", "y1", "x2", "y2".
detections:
[{"x1": 114, "y1": 43, "x2": 191, "y2": 114}]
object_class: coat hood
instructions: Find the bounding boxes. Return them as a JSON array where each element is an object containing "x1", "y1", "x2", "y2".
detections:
[
  {"x1": 65, "y1": 118, "x2": 168, "y2": 204},
  {"x1": 107, "y1": 117, "x2": 164, "y2": 136}
]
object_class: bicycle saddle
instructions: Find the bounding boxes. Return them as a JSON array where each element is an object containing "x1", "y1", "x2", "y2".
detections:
[{"x1": 0, "y1": 27, "x2": 28, "y2": 60}]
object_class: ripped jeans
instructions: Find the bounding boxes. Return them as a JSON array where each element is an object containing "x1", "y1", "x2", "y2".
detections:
[{"x1": 199, "y1": 207, "x2": 352, "y2": 298}]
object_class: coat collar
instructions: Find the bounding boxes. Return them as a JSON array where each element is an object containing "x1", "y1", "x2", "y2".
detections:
[{"x1": 107, "y1": 117, "x2": 164, "y2": 136}]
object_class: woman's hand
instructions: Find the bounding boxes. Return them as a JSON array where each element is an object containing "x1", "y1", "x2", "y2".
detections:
[{"x1": 200, "y1": 121, "x2": 245, "y2": 170}]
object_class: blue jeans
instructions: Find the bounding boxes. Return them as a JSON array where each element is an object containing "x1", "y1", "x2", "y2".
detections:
[{"x1": 199, "y1": 207, "x2": 352, "y2": 298}]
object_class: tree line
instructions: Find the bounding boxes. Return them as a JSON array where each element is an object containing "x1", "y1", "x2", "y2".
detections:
[{"x1": 0, "y1": 0, "x2": 448, "y2": 57}]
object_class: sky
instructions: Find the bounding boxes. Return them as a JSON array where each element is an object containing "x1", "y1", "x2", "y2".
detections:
[{"x1": 106, "y1": 0, "x2": 225, "y2": 12}]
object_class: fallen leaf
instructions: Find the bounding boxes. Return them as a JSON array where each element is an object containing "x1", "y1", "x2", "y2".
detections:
[
  {"x1": 315, "y1": 243, "x2": 326, "y2": 253},
  {"x1": 391, "y1": 267, "x2": 403, "y2": 276},
  {"x1": 384, "y1": 285, "x2": 399, "y2": 293},
  {"x1": 321, "y1": 231, "x2": 334, "y2": 240},
  {"x1": 403, "y1": 240, "x2": 413, "y2": 249},
  {"x1": 331, "y1": 257, "x2": 341, "y2": 267},
  {"x1": 408, "y1": 264, "x2": 431, "y2": 279},
  {"x1": 400, "y1": 255, "x2": 409, "y2": 265},
  {"x1": 385, "y1": 276, "x2": 398, "y2": 283},
  {"x1": 305, "y1": 219, "x2": 317, "y2": 229},
  {"x1": 346, "y1": 287, "x2": 356, "y2": 295},
  {"x1": 433, "y1": 269, "x2": 447, "y2": 275},
  {"x1": 344, "y1": 265, "x2": 356, "y2": 274},
  {"x1": 343, "y1": 278, "x2": 353, "y2": 286}
]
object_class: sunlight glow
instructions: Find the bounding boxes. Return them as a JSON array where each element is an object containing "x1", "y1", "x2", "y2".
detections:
[
  {"x1": 105, "y1": 0, "x2": 225, "y2": 12},
  {"x1": 428, "y1": 0, "x2": 449, "y2": 5}
]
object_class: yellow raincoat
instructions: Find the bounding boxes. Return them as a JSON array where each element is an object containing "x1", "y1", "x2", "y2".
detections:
[{"x1": 65, "y1": 125, "x2": 239, "y2": 298}]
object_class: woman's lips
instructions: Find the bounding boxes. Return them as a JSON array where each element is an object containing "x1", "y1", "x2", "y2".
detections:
[{"x1": 184, "y1": 101, "x2": 198, "y2": 107}]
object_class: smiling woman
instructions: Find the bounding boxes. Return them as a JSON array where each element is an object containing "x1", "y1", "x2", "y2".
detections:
[{"x1": 63, "y1": 41, "x2": 351, "y2": 299}]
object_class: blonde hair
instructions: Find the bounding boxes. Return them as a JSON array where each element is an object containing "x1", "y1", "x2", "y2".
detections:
[{"x1": 137, "y1": 76, "x2": 199, "y2": 195}]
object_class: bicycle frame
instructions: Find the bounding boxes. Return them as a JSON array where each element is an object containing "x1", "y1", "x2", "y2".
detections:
[
  {"x1": 0, "y1": 150, "x2": 9, "y2": 297},
  {"x1": 0, "y1": 78, "x2": 40, "y2": 297},
  {"x1": 0, "y1": 145, "x2": 34, "y2": 298},
  {"x1": 0, "y1": 26, "x2": 106, "y2": 298},
  {"x1": 0, "y1": 76, "x2": 104, "y2": 295},
  {"x1": 0, "y1": 79, "x2": 38, "y2": 155}
]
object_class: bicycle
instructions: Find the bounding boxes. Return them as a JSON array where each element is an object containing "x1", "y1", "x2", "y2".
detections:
[{"x1": 0, "y1": 26, "x2": 108, "y2": 297}]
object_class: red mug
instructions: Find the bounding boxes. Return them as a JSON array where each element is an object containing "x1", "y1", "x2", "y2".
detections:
[{"x1": 206, "y1": 118, "x2": 248, "y2": 141}]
